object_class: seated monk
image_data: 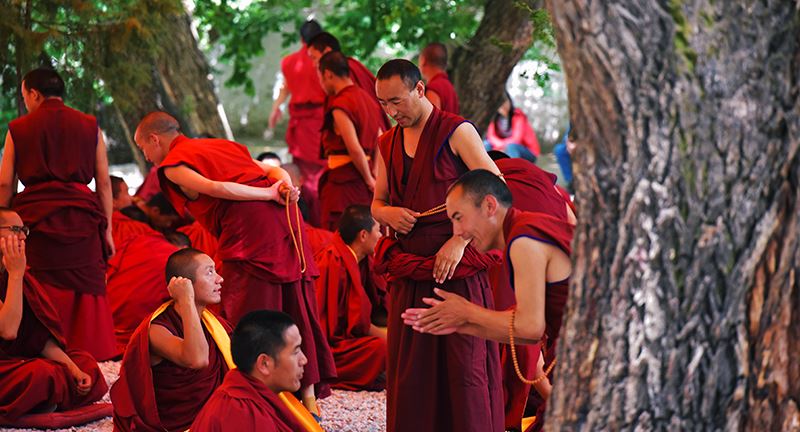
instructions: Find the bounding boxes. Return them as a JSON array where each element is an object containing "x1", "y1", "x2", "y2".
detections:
[
  {"x1": 0, "y1": 208, "x2": 107, "y2": 422},
  {"x1": 192, "y1": 310, "x2": 322, "y2": 431},
  {"x1": 314, "y1": 205, "x2": 386, "y2": 391},
  {"x1": 111, "y1": 174, "x2": 159, "y2": 247},
  {"x1": 107, "y1": 231, "x2": 191, "y2": 354},
  {"x1": 111, "y1": 248, "x2": 232, "y2": 432}
]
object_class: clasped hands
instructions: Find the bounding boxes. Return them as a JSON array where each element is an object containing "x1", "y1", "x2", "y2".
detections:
[{"x1": 267, "y1": 180, "x2": 300, "y2": 205}]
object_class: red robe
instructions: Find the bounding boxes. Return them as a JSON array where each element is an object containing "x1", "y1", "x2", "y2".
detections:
[
  {"x1": 347, "y1": 57, "x2": 391, "y2": 131},
  {"x1": 134, "y1": 167, "x2": 161, "y2": 202},
  {"x1": 426, "y1": 72, "x2": 460, "y2": 115},
  {"x1": 376, "y1": 108, "x2": 503, "y2": 431},
  {"x1": 158, "y1": 135, "x2": 336, "y2": 394},
  {"x1": 106, "y1": 233, "x2": 178, "y2": 354},
  {"x1": 191, "y1": 369, "x2": 306, "y2": 431},
  {"x1": 319, "y1": 84, "x2": 384, "y2": 230},
  {"x1": 110, "y1": 303, "x2": 231, "y2": 432},
  {"x1": 314, "y1": 235, "x2": 386, "y2": 391},
  {"x1": 0, "y1": 273, "x2": 107, "y2": 423},
  {"x1": 304, "y1": 222, "x2": 334, "y2": 256},
  {"x1": 8, "y1": 98, "x2": 115, "y2": 361},
  {"x1": 177, "y1": 220, "x2": 219, "y2": 259},
  {"x1": 503, "y1": 208, "x2": 574, "y2": 432},
  {"x1": 112, "y1": 210, "x2": 157, "y2": 249}
]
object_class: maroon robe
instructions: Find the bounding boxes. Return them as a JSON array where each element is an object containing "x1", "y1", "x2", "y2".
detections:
[
  {"x1": 110, "y1": 304, "x2": 231, "y2": 432},
  {"x1": 107, "y1": 233, "x2": 178, "y2": 354},
  {"x1": 425, "y1": 72, "x2": 460, "y2": 114},
  {"x1": 8, "y1": 98, "x2": 115, "y2": 361},
  {"x1": 305, "y1": 222, "x2": 334, "y2": 256},
  {"x1": 314, "y1": 235, "x2": 386, "y2": 391},
  {"x1": 319, "y1": 84, "x2": 384, "y2": 230},
  {"x1": 134, "y1": 167, "x2": 161, "y2": 202},
  {"x1": 112, "y1": 210, "x2": 157, "y2": 249},
  {"x1": 376, "y1": 108, "x2": 503, "y2": 431},
  {"x1": 158, "y1": 135, "x2": 336, "y2": 394},
  {"x1": 0, "y1": 273, "x2": 107, "y2": 422},
  {"x1": 347, "y1": 57, "x2": 391, "y2": 131},
  {"x1": 177, "y1": 220, "x2": 219, "y2": 259},
  {"x1": 503, "y1": 208, "x2": 574, "y2": 432},
  {"x1": 191, "y1": 369, "x2": 306, "y2": 431}
]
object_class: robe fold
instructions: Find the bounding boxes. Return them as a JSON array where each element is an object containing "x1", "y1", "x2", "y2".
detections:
[
  {"x1": 111, "y1": 210, "x2": 157, "y2": 249},
  {"x1": 191, "y1": 369, "x2": 307, "y2": 432},
  {"x1": 158, "y1": 135, "x2": 335, "y2": 394},
  {"x1": 8, "y1": 98, "x2": 115, "y2": 361},
  {"x1": 110, "y1": 302, "x2": 232, "y2": 432},
  {"x1": 319, "y1": 84, "x2": 384, "y2": 230},
  {"x1": 425, "y1": 72, "x2": 460, "y2": 115},
  {"x1": 346, "y1": 57, "x2": 391, "y2": 131},
  {"x1": 314, "y1": 234, "x2": 386, "y2": 391},
  {"x1": 106, "y1": 233, "x2": 178, "y2": 354},
  {"x1": 376, "y1": 108, "x2": 503, "y2": 432},
  {"x1": 304, "y1": 223, "x2": 334, "y2": 256},
  {"x1": 0, "y1": 273, "x2": 107, "y2": 422},
  {"x1": 177, "y1": 220, "x2": 219, "y2": 258},
  {"x1": 502, "y1": 208, "x2": 574, "y2": 432}
]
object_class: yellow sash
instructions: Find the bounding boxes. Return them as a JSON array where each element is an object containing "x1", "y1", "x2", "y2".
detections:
[
  {"x1": 149, "y1": 301, "x2": 322, "y2": 432},
  {"x1": 327, "y1": 154, "x2": 370, "y2": 169},
  {"x1": 522, "y1": 416, "x2": 537, "y2": 431}
]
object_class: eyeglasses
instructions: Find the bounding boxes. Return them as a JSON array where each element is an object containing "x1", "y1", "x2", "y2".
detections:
[{"x1": 0, "y1": 225, "x2": 30, "y2": 236}]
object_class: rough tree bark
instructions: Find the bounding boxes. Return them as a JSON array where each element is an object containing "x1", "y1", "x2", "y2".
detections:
[
  {"x1": 450, "y1": 0, "x2": 539, "y2": 132},
  {"x1": 546, "y1": 1, "x2": 799, "y2": 430}
]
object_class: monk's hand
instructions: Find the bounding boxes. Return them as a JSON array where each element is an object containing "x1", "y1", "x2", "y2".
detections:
[
  {"x1": 105, "y1": 225, "x2": 116, "y2": 258},
  {"x1": 278, "y1": 182, "x2": 301, "y2": 204},
  {"x1": 70, "y1": 366, "x2": 92, "y2": 395},
  {"x1": 168, "y1": 276, "x2": 195, "y2": 305},
  {"x1": 365, "y1": 175, "x2": 376, "y2": 192},
  {"x1": 401, "y1": 288, "x2": 470, "y2": 335},
  {"x1": 383, "y1": 206, "x2": 419, "y2": 235},
  {"x1": 432, "y1": 235, "x2": 468, "y2": 284},
  {"x1": 0, "y1": 236, "x2": 26, "y2": 277}
]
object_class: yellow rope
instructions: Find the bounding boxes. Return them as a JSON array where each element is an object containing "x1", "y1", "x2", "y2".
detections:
[
  {"x1": 285, "y1": 190, "x2": 306, "y2": 274},
  {"x1": 417, "y1": 203, "x2": 447, "y2": 217},
  {"x1": 509, "y1": 308, "x2": 556, "y2": 385}
]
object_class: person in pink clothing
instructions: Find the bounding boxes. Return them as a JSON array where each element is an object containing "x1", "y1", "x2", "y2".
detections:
[{"x1": 484, "y1": 90, "x2": 540, "y2": 163}]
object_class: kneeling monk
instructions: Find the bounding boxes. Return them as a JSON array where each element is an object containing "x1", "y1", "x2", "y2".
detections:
[
  {"x1": 192, "y1": 310, "x2": 323, "y2": 431},
  {"x1": 111, "y1": 248, "x2": 232, "y2": 432},
  {"x1": 0, "y1": 208, "x2": 107, "y2": 423},
  {"x1": 314, "y1": 205, "x2": 386, "y2": 391}
]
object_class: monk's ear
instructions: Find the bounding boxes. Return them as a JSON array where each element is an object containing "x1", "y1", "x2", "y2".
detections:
[
  {"x1": 484, "y1": 194, "x2": 499, "y2": 216},
  {"x1": 255, "y1": 353, "x2": 274, "y2": 375}
]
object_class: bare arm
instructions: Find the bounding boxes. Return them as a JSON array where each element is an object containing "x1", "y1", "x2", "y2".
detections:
[
  {"x1": 95, "y1": 130, "x2": 115, "y2": 256},
  {"x1": 0, "y1": 132, "x2": 17, "y2": 207},
  {"x1": 42, "y1": 338, "x2": 92, "y2": 394},
  {"x1": 269, "y1": 83, "x2": 290, "y2": 129},
  {"x1": 426, "y1": 90, "x2": 442, "y2": 110},
  {"x1": 449, "y1": 122, "x2": 502, "y2": 175},
  {"x1": 0, "y1": 236, "x2": 25, "y2": 340},
  {"x1": 149, "y1": 277, "x2": 210, "y2": 369},
  {"x1": 333, "y1": 109, "x2": 375, "y2": 190},
  {"x1": 164, "y1": 165, "x2": 286, "y2": 203}
]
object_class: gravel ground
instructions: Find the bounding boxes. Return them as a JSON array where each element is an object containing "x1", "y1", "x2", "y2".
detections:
[{"x1": 2, "y1": 361, "x2": 386, "y2": 432}]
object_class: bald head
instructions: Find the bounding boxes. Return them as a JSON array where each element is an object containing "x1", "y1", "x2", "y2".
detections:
[
  {"x1": 136, "y1": 112, "x2": 180, "y2": 139},
  {"x1": 134, "y1": 112, "x2": 181, "y2": 164},
  {"x1": 421, "y1": 43, "x2": 448, "y2": 70}
]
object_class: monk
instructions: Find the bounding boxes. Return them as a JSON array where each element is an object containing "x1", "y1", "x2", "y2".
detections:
[
  {"x1": 111, "y1": 176, "x2": 157, "y2": 248},
  {"x1": 372, "y1": 59, "x2": 504, "y2": 432},
  {"x1": 0, "y1": 208, "x2": 107, "y2": 423},
  {"x1": 403, "y1": 169, "x2": 575, "y2": 432},
  {"x1": 270, "y1": 19, "x2": 327, "y2": 227},
  {"x1": 111, "y1": 175, "x2": 133, "y2": 211},
  {"x1": 0, "y1": 68, "x2": 116, "y2": 361},
  {"x1": 314, "y1": 205, "x2": 386, "y2": 391},
  {"x1": 139, "y1": 192, "x2": 181, "y2": 231},
  {"x1": 306, "y1": 32, "x2": 390, "y2": 130},
  {"x1": 317, "y1": 51, "x2": 385, "y2": 230},
  {"x1": 419, "y1": 42, "x2": 460, "y2": 114},
  {"x1": 107, "y1": 231, "x2": 189, "y2": 354},
  {"x1": 111, "y1": 248, "x2": 231, "y2": 431},
  {"x1": 134, "y1": 112, "x2": 335, "y2": 415},
  {"x1": 191, "y1": 310, "x2": 317, "y2": 431}
]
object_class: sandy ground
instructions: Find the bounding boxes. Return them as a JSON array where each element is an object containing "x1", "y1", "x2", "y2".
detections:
[{"x1": 2, "y1": 361, "x2": 386, "y2": 432}]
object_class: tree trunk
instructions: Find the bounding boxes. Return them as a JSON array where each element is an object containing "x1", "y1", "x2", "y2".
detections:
[
  {"x1": 545, "y1": 1, "x2": 799, "y2": 430},
  {"x1": 450, "y1": 0, "x2": 539, "y2": 132}
]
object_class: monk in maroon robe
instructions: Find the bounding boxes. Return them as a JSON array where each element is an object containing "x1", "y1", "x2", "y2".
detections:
[
  {"x1": 314, "y1": 205, "x2": 386, "y2": 390},
  {"x1": 0, "y1": 69, "x2": 116, "y2": 360},
  {"x1": 419, "y1": 43, "x2": 460, "y2": 114},
  {"x1": 178, "y1": 220, "x2": 219, "y2": 259},
  {"x1": 192, "y1": 310, "x2": 322, "y2": 432},
  {"x1": 405, "y1": 170, "x2": 575, "y2": 432},
  {"x1": 317, "y1": 52, "x2": 386, "y2": 230},
  {"x1": 134, "y1": 112, "x2": 335, "y2": 415},
  {"x1": 111, "y1": 248, "x2": 232, "y2": 431},
  {"x1": 373, "y1": 60, "x2": 504, "y2": 432},
  {"x1": 0, "y1": 209, "x2": 107, "y2": 424},
  {"x1": 307, "y1": 32, "x2": 391, "y2": 131}
]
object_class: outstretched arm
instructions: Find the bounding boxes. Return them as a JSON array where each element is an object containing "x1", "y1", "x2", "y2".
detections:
[
  {"x1": 149, "y1": 277, "x2": 209, "y2": 369},
  {"x1": 164, "y1": 165, "x2": 289, "y2": 204}
]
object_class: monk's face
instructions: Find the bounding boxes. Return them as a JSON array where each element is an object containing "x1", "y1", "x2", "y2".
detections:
[
  {"x1": 113, "y1": 181, "x2": 133, "y2": 210},
  {"x1": 376, "y1": 75, "x2": 425, "y2": 128},
  {"x1": 306, "y1": 46, "x2": 330, "y2": 67},
  {"x1": 318, "y1": 69, "x2": 336, "y2": 96},
  {"x1": 446, "y1": 186, "x2": 498, "y2": 252},
  {"x1": 363, "y1": 219, "x2": 381, "y2": 255},
  {"x1": 269, "y1": 325, "x2": 307, "y2": 393},
  {"x1": 0, "y1": 212, "x2": 28, "y2": 243},
  {"x1": 134, "y1": 128, "x2": 169, "y2": 165},
  {"x1": 191, "y1": 254, "x2": 223, "y2": 306}
]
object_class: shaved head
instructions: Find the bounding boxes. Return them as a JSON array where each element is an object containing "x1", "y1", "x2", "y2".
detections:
[
  {"x1": 136, "y1": 112, "x2": 180, "y2": 139},
  {"x1": 421, "y1": 43, "x2": 448, "y2": 70}
]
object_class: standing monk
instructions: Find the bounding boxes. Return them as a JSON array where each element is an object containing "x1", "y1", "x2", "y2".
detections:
[
  {"x1": 0, "y1": 68, "x2": 116, "y2": 361},
  {"x1": 317, "y1": 51, "x2": 385, "y2": 230},
  {"x1": 419, "y1": 42, "x2": 460, "y2": 114},
  {"x1": 373, "y1": 59, "x2": 504, "y2": 432},
  {"x1": 270, "y1": 19, "x2": 327, "y2": 226},
  {"x1": 134, "y1": 112, "x2": 335, "y2": 415},
  {"x1": 403, "y1": 170, "x2": 575, "y2": 432},
  {"x1": 0, "y1": 208, "x2": 108, "y2": 424}
]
